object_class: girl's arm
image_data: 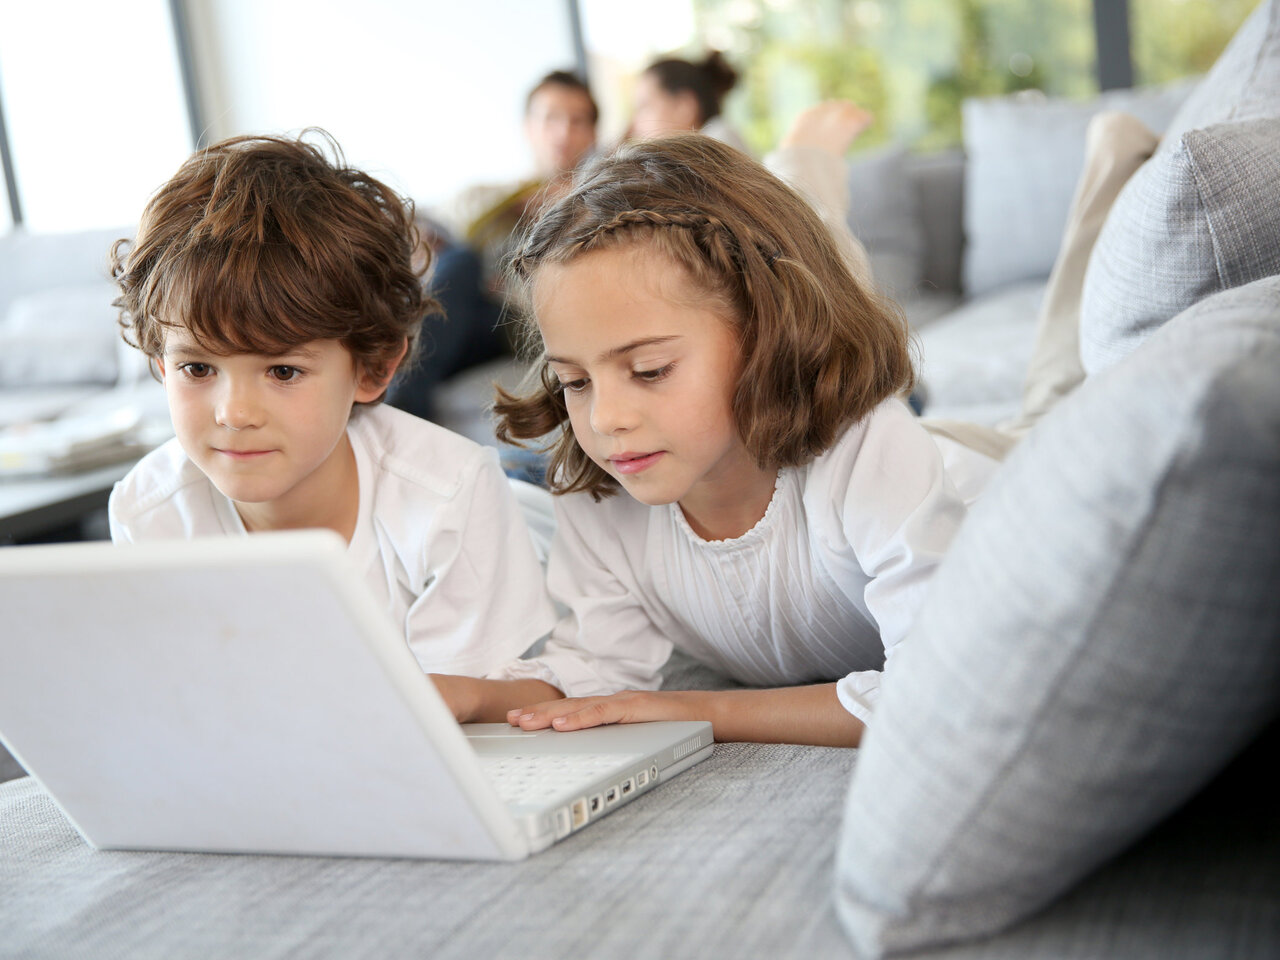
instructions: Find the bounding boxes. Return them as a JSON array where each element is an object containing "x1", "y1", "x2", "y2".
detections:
[
  {"x1": 431, "y1": 675, "x2": 564, "y2": 723},
  {"x1": 506, "y1": 685, "x2": 865, "y2": 748}
]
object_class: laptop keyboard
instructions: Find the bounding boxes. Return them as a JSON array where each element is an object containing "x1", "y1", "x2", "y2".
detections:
[{"x1": 477, "y1": 752, "x2": 645, "y2": 806}]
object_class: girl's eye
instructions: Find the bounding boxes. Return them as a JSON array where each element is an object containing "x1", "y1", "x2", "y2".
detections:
[
  {"x1": 634, "y1": 363, "x2": 674, "y2": 383},
  {"x1": 270, "y1": 365, "x2": 301, "y2": 382},
  {"x1": 560, "y1": 377, "x2": 589, "y2": 394},
  {"x1": 180, "y1": 362, "x2": 212, "y2": 379}
]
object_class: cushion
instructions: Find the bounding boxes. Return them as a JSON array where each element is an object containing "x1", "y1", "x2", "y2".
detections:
[
  {"x1": 1001, "y1": 111, "x2": 1158, "y2": 438},
  {"x1": 0, "y1": 283, "x2": 121, "y2": 387},
  {"x1": 835, "y1": 276, "x2": 1280, "y2": 957},
  {"x1": 845, "y1": 145, "x2": 925, "y2": 300},
  {"x1": 915, "y1": 279, "x2": 1046, "y2": 425},
  {"x1": 1080, "y1": 117, "x2": 1280, "y2": 372},
  {"x1": 1080, "y1": 0, "x2": 1280, "y2": 373},
  {"x1": 961, "y1": 78, "x2": 1195, "y2": 298}
]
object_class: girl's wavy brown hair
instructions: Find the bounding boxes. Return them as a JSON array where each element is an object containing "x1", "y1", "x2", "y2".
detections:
[
  {"x1": 110, "y1": 130, "x2": 432, "y2": 399},
  {"x1": 494, "y1": 133, "x2": 915, "y2": 499}
]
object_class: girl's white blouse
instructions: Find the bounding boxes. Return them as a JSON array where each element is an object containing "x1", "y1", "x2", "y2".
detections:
[{"x1": 495, "y1": 398, "x2": 990, "y2": 722}]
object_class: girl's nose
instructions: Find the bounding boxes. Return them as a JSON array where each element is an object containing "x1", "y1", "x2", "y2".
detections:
[{"x1": 589, "y1": 383, "x2": 637, "y2": 436}]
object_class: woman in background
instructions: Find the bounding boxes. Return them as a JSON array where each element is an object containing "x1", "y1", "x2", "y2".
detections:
[{"x1": 630, "y1": 50, "x2": 747, "y2": 151}]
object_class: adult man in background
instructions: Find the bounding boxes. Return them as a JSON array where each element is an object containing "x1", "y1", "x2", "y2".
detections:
[{"x1": 389, "y1": 71, "x2": 598, "y2": 423}]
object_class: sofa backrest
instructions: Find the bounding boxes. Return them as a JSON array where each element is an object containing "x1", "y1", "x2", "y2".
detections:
[{"x1": 905, "y1": 150, "x2": 965, "y2": 297}]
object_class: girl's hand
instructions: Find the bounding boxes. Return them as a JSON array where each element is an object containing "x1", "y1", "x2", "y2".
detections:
[
  {"x1": 506, "y1": 684, "x2": 865, "y2": 746},
  {"x1": 507, "y1": 690, "x2": 697, "y2": 732}
]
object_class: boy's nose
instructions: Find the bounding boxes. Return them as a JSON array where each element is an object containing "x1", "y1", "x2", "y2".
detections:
[{"x1": 214, "y1": 383, "x2": 265, "y2": 431}]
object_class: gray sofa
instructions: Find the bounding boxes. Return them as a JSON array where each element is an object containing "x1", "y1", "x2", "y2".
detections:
[{"x1": 3, "y1": 6, "x2": 1279, "y2": 959}]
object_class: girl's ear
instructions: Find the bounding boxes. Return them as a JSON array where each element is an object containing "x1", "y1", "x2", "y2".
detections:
[{"x1": 354, "y1": 337, "x2": 409, "y2": 402}]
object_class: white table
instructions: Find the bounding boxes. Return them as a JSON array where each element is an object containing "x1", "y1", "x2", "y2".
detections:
[{"x1": 0, "y1": 459, "x2": 138, "y2": 543}]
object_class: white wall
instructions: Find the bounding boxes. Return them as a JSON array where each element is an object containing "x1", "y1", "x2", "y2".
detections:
[{"x1": 186, "y1": 0, "x2": 578, "y2": 209}]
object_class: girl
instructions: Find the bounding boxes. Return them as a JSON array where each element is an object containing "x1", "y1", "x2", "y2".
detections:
[{"x1": 464, "y1": 132, "x2": 990, "y2": 747}]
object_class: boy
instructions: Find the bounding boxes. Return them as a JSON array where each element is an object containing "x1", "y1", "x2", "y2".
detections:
[{"x1": 108, "y1": 131, "x2": 561, "y2": 711}]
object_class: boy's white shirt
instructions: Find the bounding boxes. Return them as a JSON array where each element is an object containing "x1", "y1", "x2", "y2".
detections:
[
  {"x1": 492, "y1": 399, "x2": 992, "y2": 722},
  {"x1": 108, "y1": 404, "x2": 556, "y2": 677}
]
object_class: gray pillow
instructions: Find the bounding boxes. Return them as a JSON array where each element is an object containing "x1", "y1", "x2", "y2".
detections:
[
  {"x1": 845, "y1": 145, "x2": 924, "y2": 301},
  {"x1": 1079, "y1": 0, "x2": 1280, "y2": 373},
  {"x1": 0, "y1": 283, "x2": 122, "y2": 387},
  {"x1": 960, "y1": 79, "x2": 1195, "y2": 298},
  {"x1": 835, "y1": 277, "x2": 1280, "y2": 958},
  {"x1": 1079, "y1": 117, "x2": 1280, "y2": 372}
]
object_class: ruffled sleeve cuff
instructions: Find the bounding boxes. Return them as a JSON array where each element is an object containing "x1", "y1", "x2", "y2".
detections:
[{"x1": 835, "y1": 669, "x2": 882, "y2": 725}]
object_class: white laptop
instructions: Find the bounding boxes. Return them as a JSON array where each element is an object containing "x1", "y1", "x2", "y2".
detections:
[{"x1": 0, "y1": 530, "x2": 713, "y2": 860}]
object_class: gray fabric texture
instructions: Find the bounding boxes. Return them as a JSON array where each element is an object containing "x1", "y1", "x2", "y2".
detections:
[
  {"x1": 916, "y1": 280, "x2": 1045, "y2": 425},
  {"x1": 1, "y1": 741, "x2": 859, "y2": 960},
  {"x1": 4, "y1": 682, "x2": 1279, "y2": 959},
  {"x1": 960, "y1": 80, "x2": 1195, "y2": 298},
  {"x1": 846, "y1": 145, "x2": 925, "y2": 301},
  {"x1": 835, "y1": 277, "x2": 1280, "y2": 957},
  {"x1": 1079, "y1": 116, "x2": 1280, "y2": 372}
]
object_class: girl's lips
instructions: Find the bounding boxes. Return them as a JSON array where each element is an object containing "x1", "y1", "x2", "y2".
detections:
[{"x1": 610, "y1": 451, "x2": 664, "y2": 475}]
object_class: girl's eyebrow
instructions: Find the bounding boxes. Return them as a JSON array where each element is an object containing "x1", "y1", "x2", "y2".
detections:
[{"x1": 547, "y1": 335, "x2": 681, "y2": 366}]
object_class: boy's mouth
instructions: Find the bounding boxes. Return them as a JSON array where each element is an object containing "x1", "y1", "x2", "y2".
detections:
[
  {"x1": 215, "y1": 448, "x2": 275, "y2": 461},
  {"x1": 609, "y1": 451, "x2": 664, "y2": 475}
]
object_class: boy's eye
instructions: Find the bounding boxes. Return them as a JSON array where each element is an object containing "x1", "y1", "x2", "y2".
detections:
[
  {"x1": 179, "y1": 362, "x2": 212, "y2": 379},
  {"x1": 270, "y1": 365, "x2": 301, "y2": 382}
]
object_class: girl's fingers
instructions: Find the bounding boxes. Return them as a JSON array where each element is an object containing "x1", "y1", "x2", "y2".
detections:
[
  {"x1": 506, "y1": 697, "x2": 600, "y2": 729},
  {"x1": 549, "y1": 699, "x2": 618, "y2": 731},
  {"x1": 506, "y1": 692, "x2": 658, "y2": 731}
]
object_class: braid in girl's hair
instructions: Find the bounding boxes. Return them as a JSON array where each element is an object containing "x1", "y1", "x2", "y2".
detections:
[{"x1": 496, "y1": 133, "x2": 913, "y2": 500}]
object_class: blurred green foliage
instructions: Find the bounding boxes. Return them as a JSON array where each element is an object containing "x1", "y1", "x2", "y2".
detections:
[{"x1": 688, "y1": 0, "x2": 1259, "y2": 155}]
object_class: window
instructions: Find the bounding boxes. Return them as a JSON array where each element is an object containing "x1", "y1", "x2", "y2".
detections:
[
  {"x1": 582, "y1": 0, "x2": 1259, "y2": 156},
  {"x1": 0, "y1": 0, "x2": 192, "y2": 233},
  {"x1": 1131, "y1": 0, "x2": 1262, "y2": 85},
  {"x1": 191, "y1": 0, "x2": 578, "y2": 208}
]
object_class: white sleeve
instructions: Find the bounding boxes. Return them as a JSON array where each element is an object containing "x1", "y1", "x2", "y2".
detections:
[
  {"x1": 764, "y1": 145, "x2": 875, "y2": 290},
  {"x1": 404, "y1": 453, "x2": 557, "y2": 676},
  {"x1": 490, "y1": 495, "x2": 673, "y2": 698},
  {"x1": 107, "y1": 483, "x2": 134, "y2": 544},
  {"x1": 827, "y1": 404, "x2": 970, "y2": 721}
]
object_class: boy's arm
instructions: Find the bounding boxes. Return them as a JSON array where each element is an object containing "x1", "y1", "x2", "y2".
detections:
[
  {"x1": 431, "y1": 675, "x2": 564, "y2": 724},
  {"x1": 504, "y1": 684, "x2": 865, "y2": 748}
]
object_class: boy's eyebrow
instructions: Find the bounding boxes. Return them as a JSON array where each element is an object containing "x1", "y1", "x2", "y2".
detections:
[
  {"x1": 270, "y1": 345, "x2": 321, "y2": 360},
  {"x1": 161, "y1": 342, "x2": 321, "y2": 360},
  {"x1": 547, "y1": 335, "x2": 681, "y2": 366}
]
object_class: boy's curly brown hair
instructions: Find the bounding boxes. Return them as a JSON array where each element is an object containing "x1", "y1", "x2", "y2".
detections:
[
  {"x1": 493, "y1": 133, "x2": 915, "y2": 499},
  {"x1": 110, "y1": 130, "x2": 432, "y2": 399}
]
